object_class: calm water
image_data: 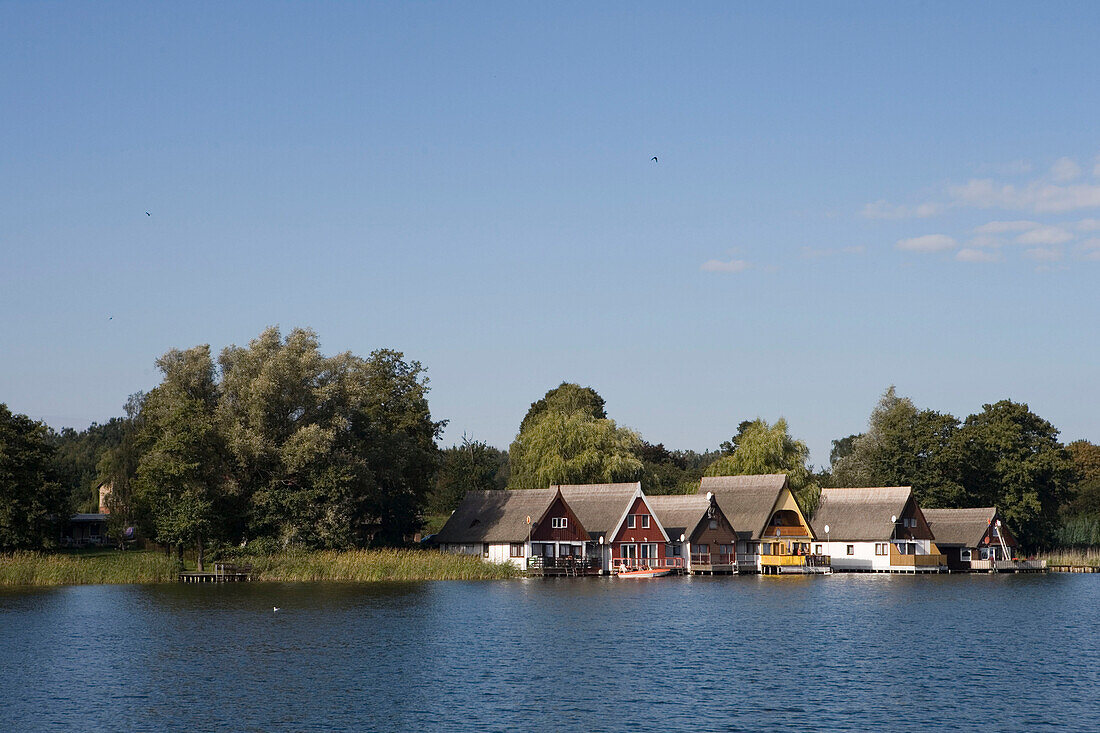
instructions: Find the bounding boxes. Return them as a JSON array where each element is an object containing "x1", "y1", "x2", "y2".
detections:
[{"x1": 1, "y1": 574, "x2": 1098, "y2": 732}]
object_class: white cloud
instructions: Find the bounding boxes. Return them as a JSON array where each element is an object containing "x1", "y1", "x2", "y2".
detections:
[
  {"x1": 701, "y1": 258, "x2": 751, "y2": 273},
  {"x1": 1078, "y1": 238, "x2": 1100, "y2": 261},
  {"x1": 1076, "y1": 218, "x2": 1100, "y2": 231},
  {"x1": 1015, "y1": 225, "x2": 1074, "y2": 246},
  {"x1": 862, "y1": 200, "x2": 941, "y2": 219},
  {"x1": 948, "y1": 178, "x2": 1100, "y2": 213},
  {"x1": 1050, "y1": 157, "x2": 1082, "y2": 182},
  {"x1": 896, "y1": 234, "x2": 957, "y2": 252},
  {"x1": 1024, "y1": 247, "x2": 1062, "y2": 262},
  {"x1": 973, "y1": 220, "x2": 1039, "y2": 234},
  {"x1": 955, "y1": 248, "x2": 1000, "y2": 263}
]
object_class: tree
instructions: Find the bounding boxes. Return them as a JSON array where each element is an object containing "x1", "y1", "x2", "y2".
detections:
[
  {"x1": 509, "y1": 410, "x2": 643, "y2": 488},
  {"x1": 705, "y1": 418, "x2": 819, "y2": 512},
  {"x1": 954, "y1": 400, "x2": 1076, "y2": 549},
  {"x1": 48, "y1": 417, "x2": 129, "y2": 513},
  {"x1": 96, "y1": 392, "x2": 147, "y2": 546},
  {"x1": 831, "y1": 387, "x2": 965, "y2": 508},
  {"x1": 518, "y1": 383, "x2": 606, "y2": 434},
  {"x1": 135, "y1": 346, "x2": 226, "y2": 568},
  {"x1": 0, "y1": 404, "x2": 66, "y2": 550},
  {"x1": 1065, "y1": 440, "x2": 1100, "y2": 518},
  {"x1": 829, "y1": 434, "x2": 860, "y2": 467},
  {"x1": 428, "y1": 436, "x2": 506, "y2": 513},
  {"x1": 217, "y1": 327, "x2": 443, "y2": 548}
]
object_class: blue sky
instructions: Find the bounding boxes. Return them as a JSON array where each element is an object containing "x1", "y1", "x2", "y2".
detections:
[{"x1": 2, "y1": 2, "x2": 1098, "y2": 465}]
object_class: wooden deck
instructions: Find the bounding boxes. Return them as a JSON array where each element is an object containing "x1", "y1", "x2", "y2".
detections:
[
  {"x1": 178, "y1": 562, "x2": 253, "y2": 583},
  {"x1": 1049, "y1": 564, "x2": 1099, "y2": 573}
]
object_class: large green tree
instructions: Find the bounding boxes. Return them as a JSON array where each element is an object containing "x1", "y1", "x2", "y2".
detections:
[
  {"x1": 1065, "y1": 440, "x2": 1100, "y2": 518},
  {"x1": 518, "y1": 382, "x2": 606, "y2": 434},
  {"x1": 705, "y1": 418, "x2": 819, "y2": 512},
  {"x1": 428, "y1": 436, "x2": 507, "y2": 513},
  {"x1": 509, "y1": 409, "x2": 643, "y2": 488},
  {"x1": 0, "y1": 404, "x2": 66, "y2": 550},
  {"x1": 217, "y1": 327, "x2": 443, "y2": 547},
  {"x1": 954, "y1": 400, "x2": 1076, "y2": 549},
  {"x1": 831, "y1": 387, "x2": 965, "y2": 507},
  {"x1": 134, "y1": 346, "x2": 226, "y2": 568}
]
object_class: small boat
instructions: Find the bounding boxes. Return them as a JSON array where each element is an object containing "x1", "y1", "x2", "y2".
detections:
[{"x1": 616, "y1": 565, "x2": 672, "y2": 579}]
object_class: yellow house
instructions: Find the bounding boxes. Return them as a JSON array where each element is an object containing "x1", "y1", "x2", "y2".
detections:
[{"x1": 698, "y1": 474, "x2": 829, "y2": 574}]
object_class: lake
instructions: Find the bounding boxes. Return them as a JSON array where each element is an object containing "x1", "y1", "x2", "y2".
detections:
[{"x1": 2, "y1": 574, "x2": 1098, "y2": 731}]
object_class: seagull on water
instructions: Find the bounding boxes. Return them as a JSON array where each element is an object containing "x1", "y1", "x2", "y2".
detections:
[{"x1": 273, "y1": 606, "x2": 281, "y2": 612}]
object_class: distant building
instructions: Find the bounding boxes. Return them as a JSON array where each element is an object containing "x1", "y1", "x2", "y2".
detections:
[
  {"x1": 923, "y1": 507, "x2": 1018, "y2": 571},
  {"x1": 698, "y1": 474, "x2": 827, "y2": 574},
  {"x1": 62, "y1": 513, "x2": 109, "y2": 547},
  {"x1": 810, "y1": 487, "x2": 946, "y2": 573},
  {"x1": 647, "y1": 492, "x2": 738, "y2": 574}
]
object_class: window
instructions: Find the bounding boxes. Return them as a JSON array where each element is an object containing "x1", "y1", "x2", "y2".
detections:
[
  {"x1": 960, "y1": 549, "x2": 972, "y2": 562},
  {"x1": 482, "y1": 543, "x2": 490, "y2": 557},
  {"x1": 627, "y1": 515, "x2": 636, "y2": 529},
  {"x1": 719, "y1": 544, "x2": 733, "y2": 555},
  {"x1": 815, "y1": 545, "x2": 823, "y2": 554},
  {"x1": 980, "y1": 548, "x2": 990, "y2": 560},
  {"x1": 846, "y1": 545, "x2": 855, "y2": 556},
  {"x1": 551, "y1": 517, "x2": 568, "y2": 529},
  {"x1": 510, "y1": 543, "x2": 524, "y2": 557},
  {"x1": 709, "y1": 519, "x2": 718, "y2": 530},
  {"x1": 692, "y1": 544, "x2": 709, "y2": 554},
  {"x1": 670, "y1": 544, "x2": 682, "y2": 557},
  {"x1": 640, "y1": 515, "x2": 650, "y2": 529}
]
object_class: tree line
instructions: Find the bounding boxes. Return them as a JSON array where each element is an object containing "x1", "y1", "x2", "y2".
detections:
[{"x1": 2, "y1": 334, "x2": 1097, "y2": 554}]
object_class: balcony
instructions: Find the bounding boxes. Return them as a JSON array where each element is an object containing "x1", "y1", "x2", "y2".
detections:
[
  {"x1": 764, "y1": 525, "x2": 812, "y2": 537},
  {"x1": 892, "y1": 553, "x2": 946, "y2": 567},
  {"x1": 760, "y1": 554, "x2": 807, "y2": 567},
  {"x1": 690, "y1": 553, "x2": 735, "y2": 567}
]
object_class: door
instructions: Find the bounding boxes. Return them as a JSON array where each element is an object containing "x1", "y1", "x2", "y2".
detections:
[{"x1": 620, "y1": 543, "x2": 637, "y2": 566}]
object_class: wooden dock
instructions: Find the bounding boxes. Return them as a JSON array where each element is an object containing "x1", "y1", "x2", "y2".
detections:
[
  {"x1": 1049, "y1": 564, "x2": 1100, "y2": 573},
  {"x1": 178, "y1": 562, "x2": 253, "y2": 583}
]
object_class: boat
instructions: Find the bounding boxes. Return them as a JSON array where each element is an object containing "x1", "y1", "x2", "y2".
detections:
[{"x1": 616, "y1": 565, "x2": 672, "y2": 579}]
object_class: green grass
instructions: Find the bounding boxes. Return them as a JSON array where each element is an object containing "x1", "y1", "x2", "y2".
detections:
[
  {"x1": 1037, "y1": 548, "x2": 1100, "y2": 567},
  {"x1": 240, "y1": 548, "x2": 520, "y2": 582},
  {"x1": 0, "y1": 550, "x2": 177, "y2": 586},
  {"x1": 0, "y1": 547, "x2": 520, "y2": 586}
]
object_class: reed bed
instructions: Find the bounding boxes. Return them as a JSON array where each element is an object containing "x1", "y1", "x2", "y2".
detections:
[
  {"x1": 0, "y1": 550, "x2": 177, "y2": 586},
  {"x1": 243, "y1": 548, "x2": 521, "y2": 582},
  {"x1": 1037, "y1": 548, "x2": 1100, "y2": 567}
]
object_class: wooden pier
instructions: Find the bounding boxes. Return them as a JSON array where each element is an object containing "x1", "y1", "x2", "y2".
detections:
[
  {"x1": 178, "y1": 562, "x2": 253, "y2": 583},
  {"x1": 1049, "y1": 564, "x2": 1100, "y2": 573}
]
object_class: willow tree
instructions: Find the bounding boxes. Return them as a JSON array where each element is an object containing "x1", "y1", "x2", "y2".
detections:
[
  {"x1": 705, "y1": 417, "x2": 819, "y2": 513},
  {"x1": 508, "y1": 409, "x2": 642, "y2": 489}
]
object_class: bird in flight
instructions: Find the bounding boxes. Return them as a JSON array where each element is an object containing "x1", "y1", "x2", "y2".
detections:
[
  {"x1": 145, "y1": 211, "x2": 151, "y2": 216},
  {"x1": 651, "y1": 156, "x2": 658, "y2": 162}
]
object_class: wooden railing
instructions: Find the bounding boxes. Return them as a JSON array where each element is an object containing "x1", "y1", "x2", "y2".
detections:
[
  {"x1": 765, "y1": 526, "x2": 812, "y2": 537},
  {"x1": 892, "y1": 553, "x2": 946, "y2": 567},
  {"x1": 613, "y1": 557, "x2": 685, "y2": 571},
  {"x1": 690, "y1": 553, "x2": 735, "y2": 567},
  {"x1": 760, "y1": 554, "x2": 807, "y2": 567},
  {"x1": 526, "y1": 556, "x2": 600, "y2": 572}
]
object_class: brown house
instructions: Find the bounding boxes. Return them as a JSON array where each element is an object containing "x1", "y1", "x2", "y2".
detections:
[
  {"x1": 647, "y1": 493, "x2": 738, "y2": 574},
  {"x1": 922, "y1": 507, "x2": 1020, "y2": 571}
]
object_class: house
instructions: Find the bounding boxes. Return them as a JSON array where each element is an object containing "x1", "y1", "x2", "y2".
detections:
[
  {"x1": 922, "y1": 507, "x2": 1039, "y2": 572},
  {"x1": 698, "y1": 474, "x2": 826, "y2": 574},
  {"x1": 809, "y1": 487, "x2": 946, "y2": 573},
  {"x1": 61, "y1": 513, "x2": 109, "y2": 547},
  {"x1": 434, "y1": 488, "x2": 591, "y2": 570},
  {"x1": 553, "y1": 482, "x2": 682, "y2": 574},
  {"x1": 647, "y1": 492, "x2": 738, "y2": 574}
]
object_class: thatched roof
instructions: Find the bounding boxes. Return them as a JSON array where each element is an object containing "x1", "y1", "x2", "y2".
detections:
[
  {"x1": 698, "y1": 474, "x2": 789, "y2": 540},
  {"x1": 810, "y1": 487, "x2": 913, "y2": 541},
  {"x1": 923, "y1": 507, "x2": 997, "y2": 547},
  {"x1": 555, "y1": 482, "x2": 642, "y2": 541},
  {"x1": 646, "y1": 494, "x2": 712, "y2": 542},
  {"x1": 434, "y1": 489, "x2": 557, "y2": 544}
]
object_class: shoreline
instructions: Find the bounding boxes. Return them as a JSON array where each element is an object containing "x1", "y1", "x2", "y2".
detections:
[{"x1": 0, "y1": 548, "x2": 520, "y2": 587}]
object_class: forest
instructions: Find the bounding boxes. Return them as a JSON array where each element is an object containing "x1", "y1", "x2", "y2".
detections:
[{"x1": 2, "y1": 327, "x2": 1098, "y2": 558}]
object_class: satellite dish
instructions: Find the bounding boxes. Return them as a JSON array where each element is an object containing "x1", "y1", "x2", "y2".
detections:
[
  {"x1": 525, "y1": 515, "x2": 531, "y2": 525},
  {"x1": 705, "y1": 492, "x2": 713, "y2": 501},
  {"x1": 679, "y1": 533, "x2": 685, "y2": 542},
  {"x1": 824, "y1": 524, "x2": 830, "y2": 534},
  {"x1": 891, "y1": 515, "x2": 897, "y2": 524},
  {"x1": 599, "y1": 536, "x2": 605, "y2": 544},
  {"x1": 995, "y1": 520, "x2": 1001, "y2": 528}
]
